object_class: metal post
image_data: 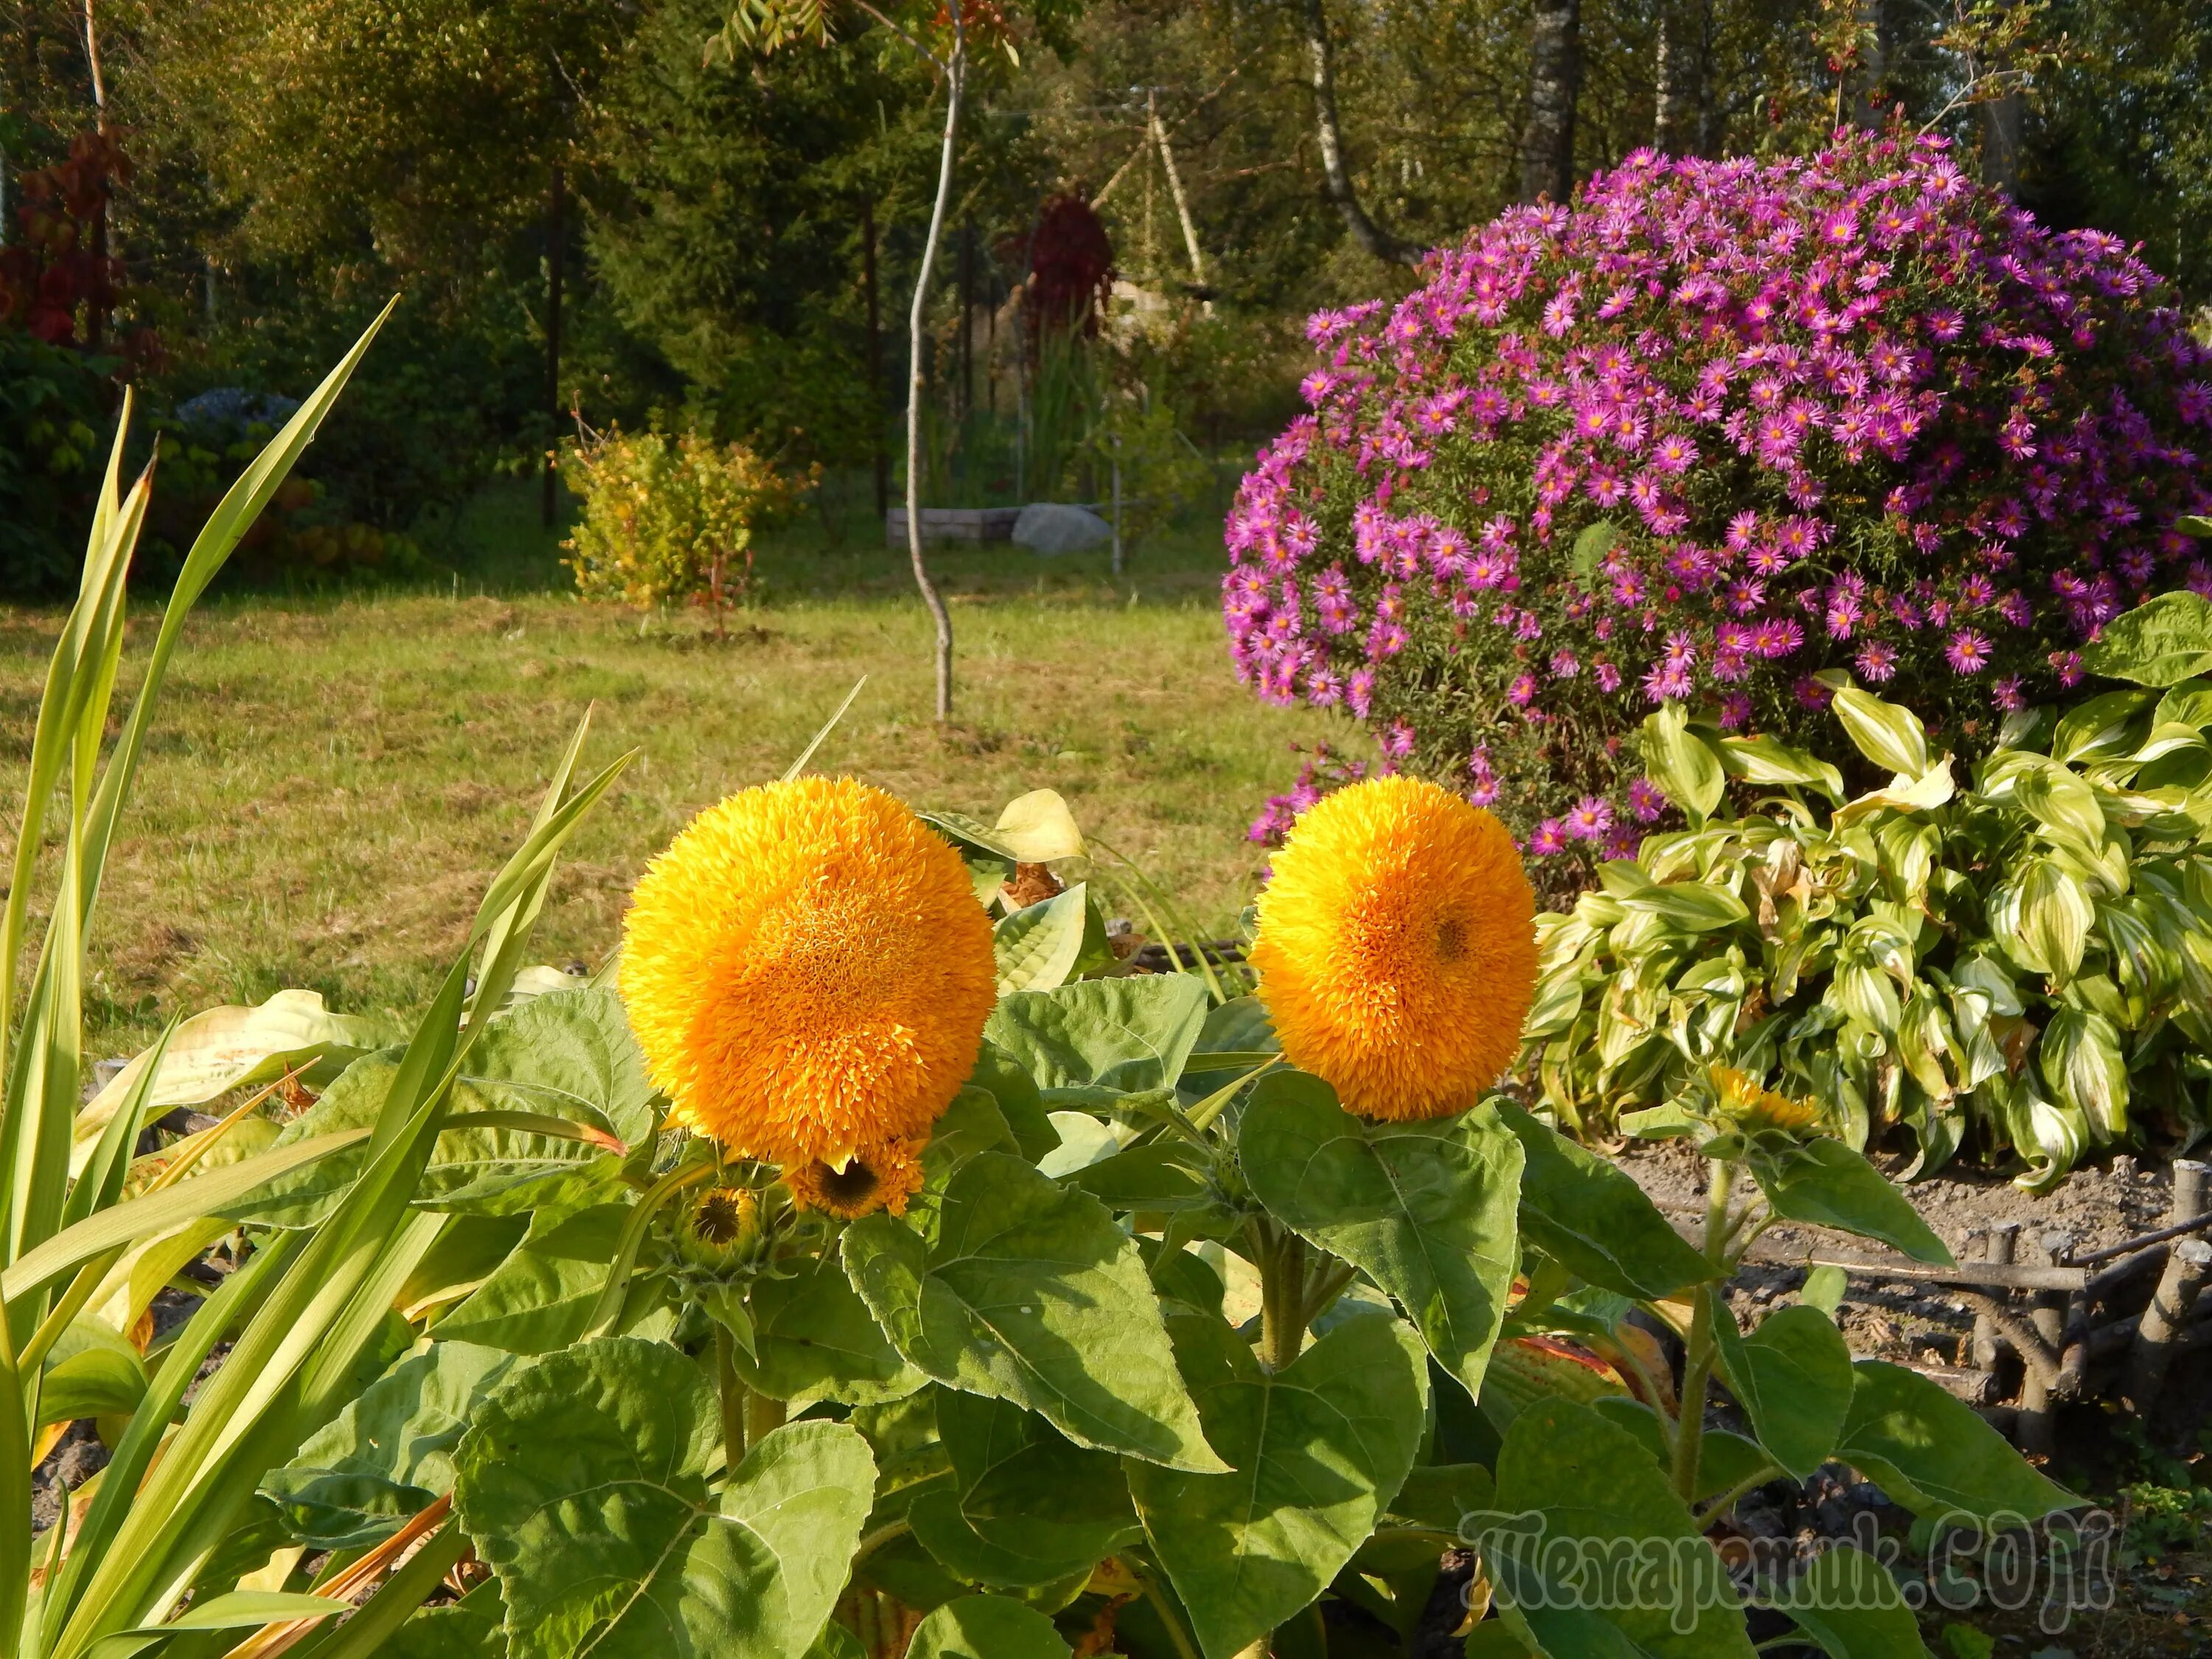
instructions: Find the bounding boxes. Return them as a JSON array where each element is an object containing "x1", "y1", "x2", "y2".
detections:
[{"x1": 1110, "y1": 437, "x2": 1124, "y2": 577}]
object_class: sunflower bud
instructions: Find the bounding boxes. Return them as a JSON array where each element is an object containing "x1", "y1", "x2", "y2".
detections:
[
  {"x1": 1708, "y1": 1065, "x2": 1824, "y2": 1136},
  {"x1": 675, "y1": 1183, "x2": 762, "y2": 1271}
]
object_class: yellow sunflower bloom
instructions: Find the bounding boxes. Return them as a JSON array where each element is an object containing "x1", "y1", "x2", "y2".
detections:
[
  {"x1": 620, "y1": 776, "x2": 996, "y2": 1168},
  {"x1": 785, "y1": 1137, "x2": 926, "y2": 1220},
  {"x1": 1251, "y1": 775, "x2": 1538, "y2": 1121},
  {"x1": 1709, "y1": 1065, "x2": 1824, "y2": 1135}
]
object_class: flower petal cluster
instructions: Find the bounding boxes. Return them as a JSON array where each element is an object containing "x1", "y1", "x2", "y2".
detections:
[
  {"x1": 1225, "y1": 130, "x2": 2212, "y2": 862},
  {"x1": 1251, "y1": 776, "x2": 1537, "y2": 1120},
  {"x1": 620, "y1": 776, "x2": 995, "y2": 1214},
  {"x1": 1709, "y1": 1065, "x2": 1826, "y2": 1136}
]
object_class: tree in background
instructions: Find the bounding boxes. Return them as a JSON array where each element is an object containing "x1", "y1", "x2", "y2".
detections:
[{"x1": 717, "y1": 0, "x2": 1079, "y2": 721}]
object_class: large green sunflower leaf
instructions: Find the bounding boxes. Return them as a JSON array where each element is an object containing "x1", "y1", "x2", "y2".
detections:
[
  {"x1": 907, "y1": 1595, "x2": 1073, "y2": 1659},
  {"x1": 1483, "y1": 1397, "x2": 1757, "y2": 1658},
  {"x1": 1240, "y1": 1071, "x2": 1523, "y2": 1400},
  {"x1": 1761, "y1": 1543, "x2": 1930, "y2": 1659},
  {"x1": 433, "y1": 1200, "x2": 635, "y2": 1354},
  {"x1": 1494, "y1": 1101, "x2": 1715, "y2": 1298},
  {"x1": 1124, "y1": 1307, "x2": 1428, "y2": 1658},
  {"x1": 453, "y1": 1337, "x2": 874, "y2": 1659},
  {"x1": 841, "y1": 1152, "x2": 1223, "y2": 1473},
  {"x1": 906, "y1": 1392, "x2": 1141, "y2": 1589},
  {"x1": 262, "y1": 1340, "x2": 519, "y2": 1549},
  {"x1": 729, "y1": 1248, "x2": 925, "y2": 1407},
  {"x1": 1710, "y1": 1301, "x2": 1854, "y2": 1483},
  {"x1": 983, "y1": 976, "x2": 1211, "y2": 1096},
  {"x1": 1834, "y1": 1362, "x2": 2075, "y2": 1523}
]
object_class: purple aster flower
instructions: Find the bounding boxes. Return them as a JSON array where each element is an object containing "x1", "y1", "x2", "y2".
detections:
[
  {"x1": 1945, "y1": 628, "x2": 1992, "y2": 674},
  {"x1": 1564, "y1": 797, "x2": 1614, "y2": 840},
  {"x1": 1854, "y1": 641, "x2": 1899, "y2": 682},
  {"x1": 1528, "y1": 818, "x2": 1569, "y2": 856},
  {"x1": 1628, "y1": 778, "x2": 1668, "y2": 822}
]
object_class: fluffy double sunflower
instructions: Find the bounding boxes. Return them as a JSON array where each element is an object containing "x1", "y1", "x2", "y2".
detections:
[
  {"x1": 1251, "y1": 775, "x2": 1538, "y2": 1121},
  {"x1": 620, "y1": 776, "x2": 996, "y2": 1217}
]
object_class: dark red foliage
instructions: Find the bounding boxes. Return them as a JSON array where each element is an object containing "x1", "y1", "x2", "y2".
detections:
[
  {"x1": 1023, "y1": 194, "x2": 1113, "y2": 342},
  {"x1": 1, "y1": 131, "x2": 131, "y2": 350}
]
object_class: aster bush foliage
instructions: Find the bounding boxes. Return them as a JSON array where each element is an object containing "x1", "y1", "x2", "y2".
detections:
[
  {"x1": 1525, "y1": 607, "x2": 2212, "y2": 1186},
  {"x1": 1225, "y1": 128, "x2": 2212, "y2": 873}
]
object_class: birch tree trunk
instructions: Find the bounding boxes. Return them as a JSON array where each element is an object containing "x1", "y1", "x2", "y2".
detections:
[
  {"x1": 905, "y1": 21, "x2": 964, "y2": 721},
  {"x1": 1654, "y1": 3, "x2": 1683, "y2": 155},
  {"x1": 1300, "y1": 0, "x2": 1417, "y2": 265},
  {"x1": 1519, "y1": 0, "x2": 1582, "y2": 205}
]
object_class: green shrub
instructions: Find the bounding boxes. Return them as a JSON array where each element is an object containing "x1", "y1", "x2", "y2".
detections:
[
  {"x1": 562, "y1": 425, "x2": 807, "y2": 628},
  {"x1": 0, "y1": 330, "x2": 107, "y2": 591}
]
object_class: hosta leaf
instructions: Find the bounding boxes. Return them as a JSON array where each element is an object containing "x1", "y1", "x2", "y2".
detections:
[
  {"x1": 1481, "y1": 1397, "x2": 1757, "y2": 1658},
  {"x1": 1641, "y1": 702, "x2": 1725, "y2": 821},
  {"x1": 992, "y1": 789, "x2": 1086, "y2": 862},
  {"x1": 1495, "y1": 1102, "x2": 1714, "y2": 1298},
  {"x1": 728, "y1": 1250, "x2": 925, "y2": 1407},
  {"x1": 1126, "y1": 1308, "x2": 1428, "y2": 1659},
  {"x1": 2053, "y1": 688, "x2": 2156, "y2": 764},
  {"x1": 1239, "y1": 1071, "x2": 1522, "y2": 1399},
  {"x1": 841, "y1": 1152, "x2": 1222, "y2": 1472},
  {"x1": 993, "y1": 885, "x2": 1093, "y2": 995},
  {"x1": 2038, "y1": 1007, "x2": 2129, "y2": 1140},
  {"x1": 1834, "y1": 1361, "x2": 2074, "y2": 1523},
  {"x1": 1832, "y1": 689, "x2": 1930, "y2": 778},
  {"x1": 1764, "y1": 1543, "x2": 1926, "y2": 1659},
  {"x1": 2081, "y1": 589, "x2": 2212, "y2": 686},
  {"x1": 1747, "y1": 1139, "x2": 1952, "y2": 1265},
  {"x1": 984, "y1": 977, "x2": 1211, "y2": 1096},
  {"x1": 1717, "y1": 734, "x2": 1844, "y2": 801},
  {"x1": 907, "y1": 1595, "x2": 1072, "y2": 1659},
  {"x1": 1999, "y1": 859, "x2": 2093, "y2": 981},
  {"x1": 1620, "y1": 882, "x2": 1750, "y2": 931},
  {"x1": 2014, "y1": 760, "x2": 2107, "y2": 852},
  {"x1": 1710, "y1": 1301, "x2": 1854, "y2": 1481},
  {"x1": 263, "y1": 1340, "x2": 518, "y2": 1548},
  {"x1": 453, "y1": 1338, "x2": 874, "y2": 1659},
  {"x1": 907, "y1": 1393, "x2": 1140, "y2": 1588}
]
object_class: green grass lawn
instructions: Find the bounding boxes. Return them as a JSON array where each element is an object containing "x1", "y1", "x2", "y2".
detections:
[{"x1": 0, "y1": 481, "x2": 1343, "y2": 1053}]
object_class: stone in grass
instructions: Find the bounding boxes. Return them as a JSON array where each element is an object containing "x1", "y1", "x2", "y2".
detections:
[{"x1": 1014, "y1": 503, "x2": 1110, "y2": 555}]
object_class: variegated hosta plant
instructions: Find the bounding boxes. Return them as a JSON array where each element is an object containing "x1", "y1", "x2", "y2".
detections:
[{"x1": 1523, "y1": 593, "x2": 2212, "y2": 1186}]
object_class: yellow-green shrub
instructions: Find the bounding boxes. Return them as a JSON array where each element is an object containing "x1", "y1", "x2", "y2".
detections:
[{"x1": 560, "y1": 428, "x2": 806, "y2": 627}]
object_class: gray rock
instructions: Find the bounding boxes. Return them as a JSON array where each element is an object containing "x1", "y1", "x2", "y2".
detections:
[{"x1": 1013, "y1": 502, "x2": 1111, "y2": 555}]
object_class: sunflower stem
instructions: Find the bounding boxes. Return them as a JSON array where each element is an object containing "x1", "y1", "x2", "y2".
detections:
[
  {"x1": 715, "y1": 1322, "x2": 745, "y2": 1478},
  {"x1": 1672, "y1": 1157, "x2": 1734, "y2": 1506},
  {"x1": 745, "y1": 1388, "x2": 787, "y2": 1446},
  {"x1": 1259, "y1": 1228, "x2": 1310, "y2": 1371}
]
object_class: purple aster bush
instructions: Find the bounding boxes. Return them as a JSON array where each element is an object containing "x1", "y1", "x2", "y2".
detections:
[{"x1": 1223, "y1": 129, "x2": 2212, "y2": 866}]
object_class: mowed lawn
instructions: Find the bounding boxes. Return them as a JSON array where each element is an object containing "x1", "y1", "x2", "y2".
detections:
[{"x1": 0, "y1": 493, "x2": 1341, "y2": 1052}]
